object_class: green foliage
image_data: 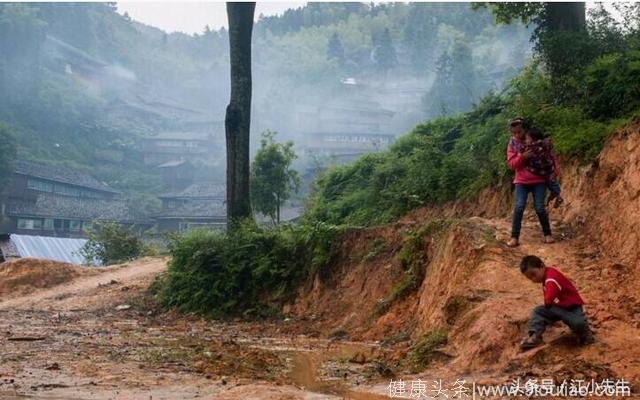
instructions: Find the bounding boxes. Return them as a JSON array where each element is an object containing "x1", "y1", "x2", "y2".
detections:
[
  {"x1": 156, "y1": 221, "x2": 342, "y2": 318},
  {"x1": 305, "y1": 96, "x2": 509, "y2": 226},
  {"x1": 251, "y1": 131, "x2": 300, "y2": 223},
  {"x1": 583, "y1": 51, "x2": 640, "y2": 120},
  {"x1": 363, "y1": 238, "x2": 387, "y2": 262},
  {"x1": 410, "y1": 330, "x2": 448, "y2": 370},
  {"x1": 0, "y1": 124, "x2": 17, "y2": 189},
  {"x1": 326, "y1": 32, "x2": 344, "y2": 64},
  {"x1": 372, "y1": 28, "x2": 397, "y2": 72},
  {"x1": 374, "y1": 220, "x2": 452, "y2": 316},
  {"x1": 306, "y1": 43, "x2": 639, "y2": 227},
  {"x1": 80, "y1": 221, "x2": 145, "y2": 265}
]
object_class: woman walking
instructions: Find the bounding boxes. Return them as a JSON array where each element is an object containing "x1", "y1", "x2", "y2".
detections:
[{"x1": 506, "y1": 117, "x2": 556, "y2": 247}]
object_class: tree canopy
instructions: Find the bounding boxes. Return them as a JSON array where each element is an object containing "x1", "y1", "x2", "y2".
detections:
[{"x1": 251, "y1": 131, "x2": 300, "y2": 224}]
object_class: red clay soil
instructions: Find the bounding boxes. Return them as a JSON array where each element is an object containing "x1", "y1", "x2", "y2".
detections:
[
  {"x1": 289, "y1": 121, "x2": 640, "y2": 388},
  {"x1": 0, "y1": 258, "x2": 98, "y2": 298},
  {"x1": 2, "y1": 122, "x2": 640, "y2": 399}
]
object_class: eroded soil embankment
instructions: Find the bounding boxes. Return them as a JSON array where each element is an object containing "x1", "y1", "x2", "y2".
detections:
[
  {"x1": 288, "y1": 122, "x2": 640, "y2": 387},
  {"x1": 2, "y1": 123, "x2": 640, "y2": 398}
]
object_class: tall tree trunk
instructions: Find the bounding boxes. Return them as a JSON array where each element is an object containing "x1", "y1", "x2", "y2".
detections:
[
  {"x1": 546, "y1": 2, "x2": 585, "y2": 33},
  {"x1": 276, "y1": 192, "x2": 280, "y2": 224},
  {"x1": 541, "y1": 2, "x2": 586, "y2": 97},
  {"x1": 225, "y1": 2, "x2": 255, "y2": 229}
]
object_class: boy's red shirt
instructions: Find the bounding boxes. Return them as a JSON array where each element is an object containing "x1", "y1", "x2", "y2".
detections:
[{"x1": 542, "y1": 266, "x2": 584, "y2": 308}]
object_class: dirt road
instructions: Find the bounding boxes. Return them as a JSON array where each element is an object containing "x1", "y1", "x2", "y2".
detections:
[
  {"x1": 0, "y1": 257, "x2": 394, "y2": 400},
  {"x1": 1, "y1": 213, "x2": 639, "y2": 399}
]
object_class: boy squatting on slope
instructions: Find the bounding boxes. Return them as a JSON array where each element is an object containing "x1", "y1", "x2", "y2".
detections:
[{"x1": 519, "y1": 255, "x2": 595, "y2": 350}]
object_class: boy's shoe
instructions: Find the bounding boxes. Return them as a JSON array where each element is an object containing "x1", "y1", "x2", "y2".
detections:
[
  {"x1": 520, "y1": 333, "x2": 543, "y2": 350},
  {"x1": 578, "y1": 331, "x2": 595, "y2": 346}
]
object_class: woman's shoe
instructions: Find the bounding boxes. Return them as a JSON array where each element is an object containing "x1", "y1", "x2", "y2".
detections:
[
  {"x1": 553, "y1": 197, "x2": 564, "y2": 208},
  {"x1": 507, "y1": 238, "x2": 520, "y2": 247},
  {"x1": 544, "y1": 235, "x2": 555, "y2": 244}
]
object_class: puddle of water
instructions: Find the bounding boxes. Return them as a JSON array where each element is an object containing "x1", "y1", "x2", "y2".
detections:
[{"x1": 287, "y1": 343, "x2": 391, "y2": 400}]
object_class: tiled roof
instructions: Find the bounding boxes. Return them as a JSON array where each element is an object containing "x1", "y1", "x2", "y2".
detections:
[
  {"x1": 14, "y1": 160, "x2": 119, "y2": 193},
  {"x1": 159, "y1": 182, "x2": 225, "y2": 199},
  {"x1": 7, "y1": 194, "x2": 132, "y2": 221},
  {"x1": 157, "y1": 160, "x2": 192, "y2": 168},
  {"x1": 144, "y1": 132, "x2": 214, "y2": 141},
  {"x1": 155, "y1": 199, "x2": 226, "y2": 219}
]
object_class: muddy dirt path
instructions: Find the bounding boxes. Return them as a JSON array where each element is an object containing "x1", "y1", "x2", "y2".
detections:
[
  {"x1": 2, "y1": 214, "x2": 637, "y2": 399},
  {"x1": 0, "y1": 257, "x2": 395, "y2": 399}
]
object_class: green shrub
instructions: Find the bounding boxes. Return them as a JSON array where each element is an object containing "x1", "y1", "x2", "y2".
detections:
[
  {"x1": 582, "y1": 51, "x2": 640, "y2": 120},
  {"x1": 305, "y1": 55, "x2": 639, "y2": 227},
  {"x1": 374, "y1": 220, "x2": 452, "y2": 316},
  {"x1": 156, "y1": 222, "x2": 342, "y2": 318},
  {"x1": 410, "y1": 330, "x2": 448, "y2": 370},
  {"x1": 80, "y1": 221, "x2": 145, "y2": 265}
]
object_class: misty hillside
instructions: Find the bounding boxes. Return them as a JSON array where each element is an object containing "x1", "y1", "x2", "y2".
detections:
[{"x1": 0, "y1": 2, "x2": 532, "y2": 216}]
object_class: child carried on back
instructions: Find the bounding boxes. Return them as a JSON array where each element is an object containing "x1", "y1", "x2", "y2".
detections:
[{"x1": 522, "y1": 127, "x2": 564, "y2": 208}]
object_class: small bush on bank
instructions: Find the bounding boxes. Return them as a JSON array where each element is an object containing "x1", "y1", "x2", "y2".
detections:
[
  {"x1": 80, "y1": 221, "x2": 146, "y2": 265},
  {"x1": 155, "y1": 221, "x2": 342, "y2": 318},
  {"x1": 410, "y1": 330, "x2": 449, "y2": 370}
]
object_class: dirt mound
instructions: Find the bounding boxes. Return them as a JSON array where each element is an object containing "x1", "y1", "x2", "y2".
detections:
[
  {"x1": 0, "y1": 258, "x2": 97, "y2": 298},
  {"x1": 561, "y1": 120, "x2": 640, "y2": 265},
  {"x1": 289, "y1": 120, "x2": 640, "y2": 385}
]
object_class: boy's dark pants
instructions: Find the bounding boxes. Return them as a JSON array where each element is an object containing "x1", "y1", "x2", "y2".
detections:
[{"x1": 528, "y1": 305, "x2": 590, "y2": 339}]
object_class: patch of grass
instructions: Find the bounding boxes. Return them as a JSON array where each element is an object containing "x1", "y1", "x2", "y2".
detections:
[
  {"x1": 482, "y1": 226, "x2": 498, "y2": 245},
  {"x1": 363, "y1": 238, "x2": 387, "y2": 262},
  {"x1": 140, "y1": 348, "x2": 196, "y2": 365},
  {"x1": 410, "y1": 330, "x2": 448, "y2": 371},
  {"x1": 373, "y1": 220, "x2": 453, "y2": 317},
  {"x1": 328, "y1": 328, "x2": 349, "y2": 340}
]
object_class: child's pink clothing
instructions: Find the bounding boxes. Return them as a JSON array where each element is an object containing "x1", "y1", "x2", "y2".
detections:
[{"x1": 507, "y1": 137, "x2": 559, "y2": 185}]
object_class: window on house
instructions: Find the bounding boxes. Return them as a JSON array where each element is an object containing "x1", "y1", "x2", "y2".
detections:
[
  {"x1": 17, "y1": 218, "x2": 43, "y2": 230},
  {"x1": 43, "y1": 219, "x2": 54, "y2": 230},
  {"x1": 54, "y1": 184, "x2": 80, "y2": 197},
  {"x1": 54, "y1": 219, "x2": 64, "y2": 230},
  {"x1": 27, "y1": 179, "x2": 53, "y2": 193},
  {"x1": 69, "y1": 220, "x2": 81, "y2": 232}
]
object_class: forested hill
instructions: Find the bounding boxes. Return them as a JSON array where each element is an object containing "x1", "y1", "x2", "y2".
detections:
[{"x1": 0, "y1": 2, "x2": 531, "y2": 216}]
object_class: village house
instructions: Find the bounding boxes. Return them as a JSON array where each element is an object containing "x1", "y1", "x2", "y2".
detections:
[
  {"x1": 297, "y1": 79, "x2": 395, "y2": 164},
  {"x1": 157, "y1": 159, "x2": 196, "y2": 192},
  {"x1": 141, "y1": 130, "x2": 223, "y2": 166},
  {"x1": 0, "y1": 160, "x2": 135, "y2": 238},
  {"x1": 155, "y1": 182, "x2": 226, "y2": 232}
]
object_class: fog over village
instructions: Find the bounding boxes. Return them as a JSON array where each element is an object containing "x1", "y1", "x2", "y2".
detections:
[{"x1": 2, "y1": 2, "x2": 640, "y2": 399}]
